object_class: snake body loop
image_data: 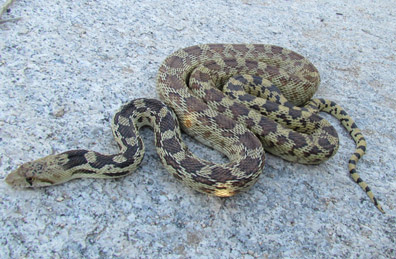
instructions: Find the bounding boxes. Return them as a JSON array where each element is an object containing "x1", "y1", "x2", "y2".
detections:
[{"x1": 5, "y1": 44, "x2": 384, "y2": 212}]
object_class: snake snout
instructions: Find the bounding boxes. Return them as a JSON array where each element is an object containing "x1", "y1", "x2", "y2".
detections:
[
  {"x1": 5, "y1": 163, "x2": 35, "y2": 187},
  {"x1": 5, "y1": 159, "x2": 57, "y2": 187}
]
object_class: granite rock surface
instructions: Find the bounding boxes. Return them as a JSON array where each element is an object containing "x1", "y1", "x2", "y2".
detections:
[{"x1": 0, "y1": 0, "x2": 395, "y2": 258}]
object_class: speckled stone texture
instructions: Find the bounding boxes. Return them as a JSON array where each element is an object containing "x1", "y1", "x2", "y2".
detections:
[{"x1": 0, "y1": 0, "x2": 395, "y2": 258}]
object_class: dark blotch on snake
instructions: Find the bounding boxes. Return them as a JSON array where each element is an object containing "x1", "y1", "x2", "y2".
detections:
[
  {"x1": 63, "y1": 150, "x2": 89, "y2": 170},
  {"x1": 162, "y1": 136, "x2": 183, "y2": 154}
]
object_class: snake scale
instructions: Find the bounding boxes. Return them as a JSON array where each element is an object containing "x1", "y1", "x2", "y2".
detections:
[{"x1": 5, "y1": 44, "x2": 384, "y2": 213}]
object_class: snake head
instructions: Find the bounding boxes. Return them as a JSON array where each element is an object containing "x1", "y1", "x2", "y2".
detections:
[{"x1": 5, "y1": 154, "x2": 68, "y2": 187}]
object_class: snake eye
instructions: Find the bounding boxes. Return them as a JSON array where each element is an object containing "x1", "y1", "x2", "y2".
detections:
[{"x1": 26, "y1": 177, "x2": 33, "y2": 186}]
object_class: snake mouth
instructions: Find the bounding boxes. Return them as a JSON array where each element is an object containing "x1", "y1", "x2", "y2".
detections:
[
  {"x1": 5, "y1": 166, "x2": 56, "y2": 188},
  {"x1": 5, "y1": 173, "x2": 55, "y2": 187},
  {"x1": 5, "y1": 172, "x2": 30, "y2": 187}
]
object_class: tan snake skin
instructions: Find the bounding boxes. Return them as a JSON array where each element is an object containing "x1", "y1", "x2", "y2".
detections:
[{"x1": 5, "y1": 44, "x2": 384, "y2": 213}]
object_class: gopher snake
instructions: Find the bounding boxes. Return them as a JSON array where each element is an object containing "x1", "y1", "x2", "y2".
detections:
[{"x1": 5, "y1": 44, "x2": 384, "y2": 212}]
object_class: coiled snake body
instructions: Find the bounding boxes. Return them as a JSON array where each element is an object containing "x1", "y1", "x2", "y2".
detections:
[{"x1": 5, "y1": 44, "x2": 384, "y2": 212}]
